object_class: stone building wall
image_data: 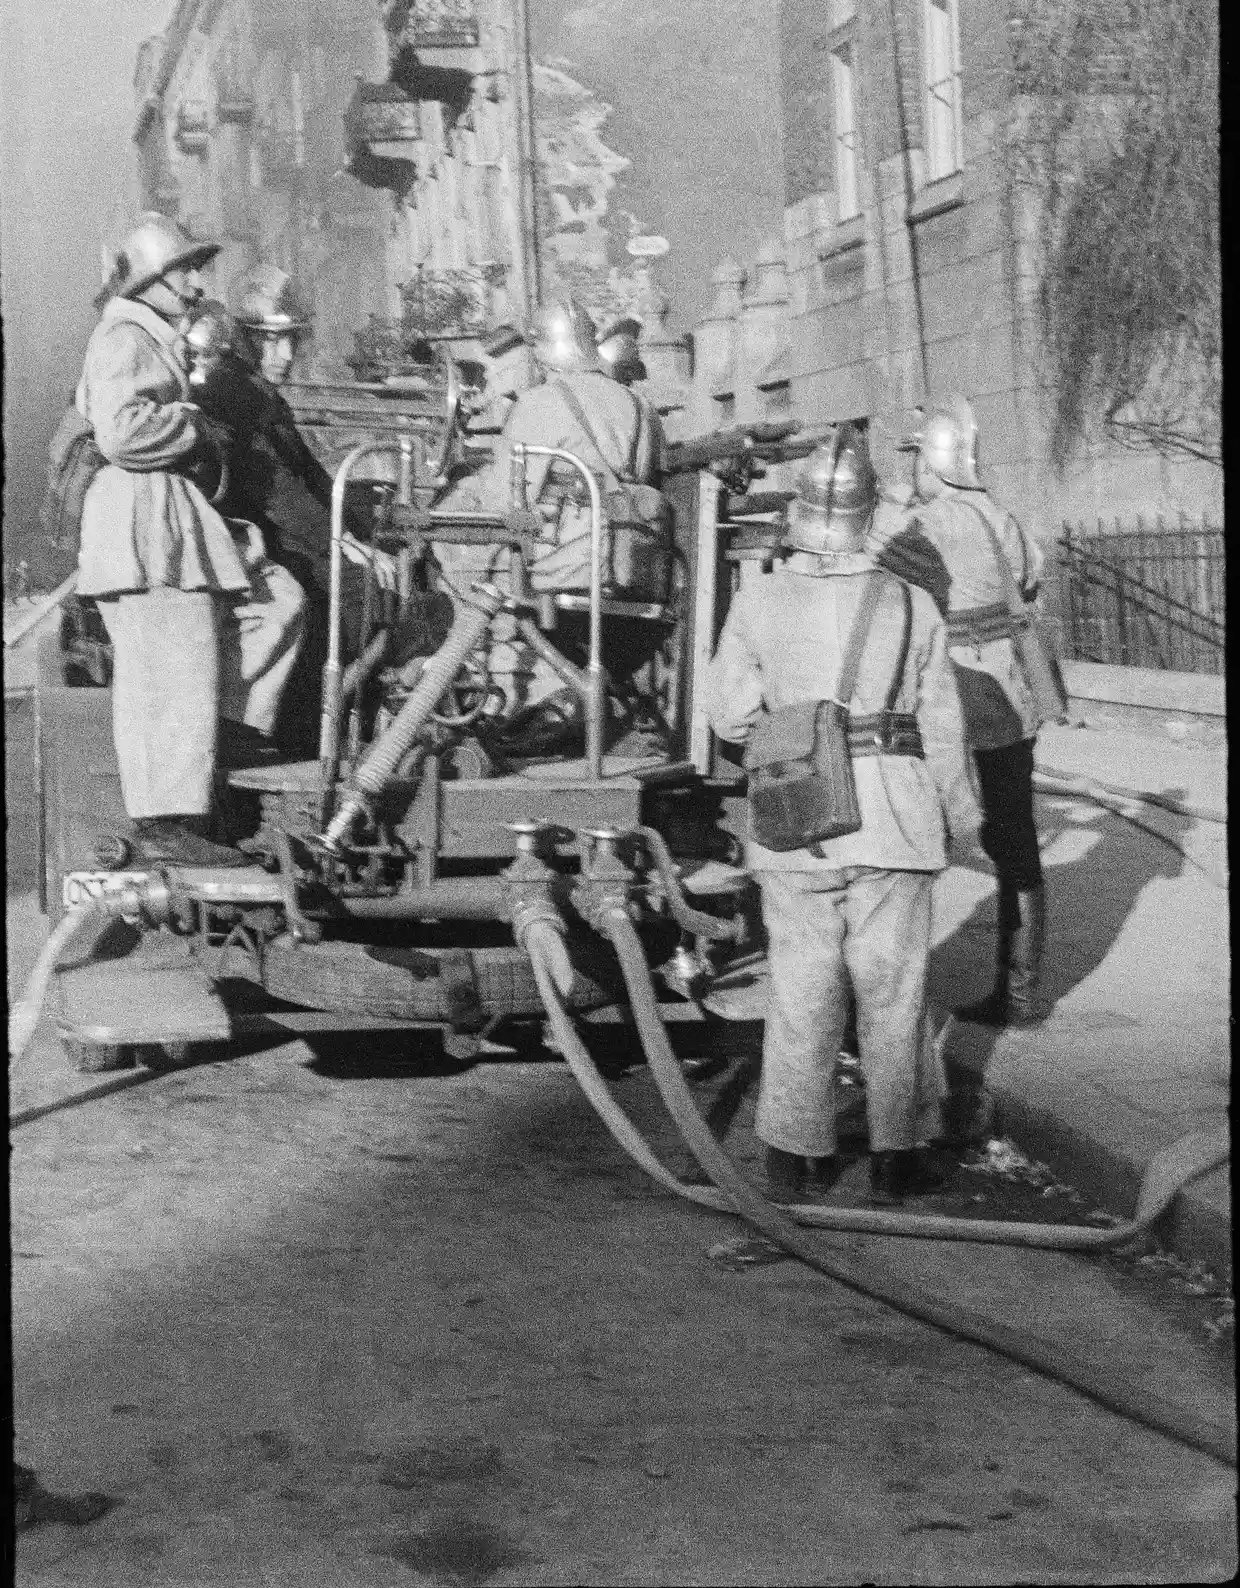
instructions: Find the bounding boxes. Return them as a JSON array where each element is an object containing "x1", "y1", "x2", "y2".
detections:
[{"x1": 771, "y1": 0, "x2": 1222, "y2": 541}]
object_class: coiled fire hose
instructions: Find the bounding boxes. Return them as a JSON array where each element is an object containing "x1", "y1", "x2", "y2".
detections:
[{"x1": 521, "y1": 911, "x2": 1233, "y2": 1465}]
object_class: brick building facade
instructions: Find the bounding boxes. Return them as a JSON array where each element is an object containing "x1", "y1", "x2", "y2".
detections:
[{"x1": 689, "y1": 0, "x2": 1222, "y2": 542}]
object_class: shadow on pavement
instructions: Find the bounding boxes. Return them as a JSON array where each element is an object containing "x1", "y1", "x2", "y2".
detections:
[{"x1": 932, "y1": 783, "x2": 1192, "y2": 1082}]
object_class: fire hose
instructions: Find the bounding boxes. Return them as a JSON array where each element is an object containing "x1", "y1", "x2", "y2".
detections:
[
  {"x1": 520, "y1": 910, "x2": 1233, "y2": 1466},
  {"x1": 1034, "y1": 764, "x2": 1227, "y2": 888}
]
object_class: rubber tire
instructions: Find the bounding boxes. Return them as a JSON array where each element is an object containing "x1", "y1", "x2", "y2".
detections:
[{"x1": 258, "y1": 936, "x2": 620, "y2": 1022}]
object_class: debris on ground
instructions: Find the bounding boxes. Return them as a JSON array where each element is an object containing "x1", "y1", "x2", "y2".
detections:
[{"x1": 707, "y1": 1235, "x2": 790, "y2": 1270}]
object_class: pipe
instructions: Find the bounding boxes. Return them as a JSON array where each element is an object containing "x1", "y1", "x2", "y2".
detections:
[
  {"x1": 9, "y1": 900, "x2": 110, "y2": 1065},
  {"x1": 594, "y1": 906, "x2": 1234, "y2": 1466},
  {"x1": 514, "y1": 444, "x2": 605, "y2": 778},
  {"x1": 319, "y1": 583, "x2": 506, "y2": 850},
  {"x1": 516, "y1": 616, "x2": 589, "y2": 697},
  {"x1": 332, "y1": 882, "x2": 510, "y2": 921},
  {"x1": 633, "y1": 826, "x2": 744, "y2": 943},
  {"x1": 340, "y1": 628, "x2": 389, "y2": 703},
  {"x1": 3, "y1": 572, "x2": 78, "y2": 650}
]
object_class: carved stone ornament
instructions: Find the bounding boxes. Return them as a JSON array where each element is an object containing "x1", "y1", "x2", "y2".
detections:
[
  {"x1": 384, "y1": 0, "x2": 480, "y2": 51},
  {"x1": 345, "y1": 79, "x2": 422, "y2": 145}
]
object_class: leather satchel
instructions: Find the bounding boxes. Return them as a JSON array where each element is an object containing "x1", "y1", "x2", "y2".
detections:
[
  {"x1": 551, "y1": 379, "x2": 673, "y2": 603},
  {"x1": 39, "y1": 406, "x2": 106, "y2": 553},
  {"x1": 744, "y1": 573, "x2": 891, "y2": 852},
  {"x1": 963, "y1": 500, "x2": 1069, "y2": 726}
]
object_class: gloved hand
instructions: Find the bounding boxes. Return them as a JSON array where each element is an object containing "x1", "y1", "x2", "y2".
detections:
[{"x1": 181, "y1": 413, "x2": 233, "y2": 506}]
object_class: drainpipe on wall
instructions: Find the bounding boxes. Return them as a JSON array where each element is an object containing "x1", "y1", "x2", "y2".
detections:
[
  {"x1": 886, "y1": 0, "x2": 931, "y2": 402},
  {"x1": 511, "y1": 0, "x2": 542, "y2": 317}
]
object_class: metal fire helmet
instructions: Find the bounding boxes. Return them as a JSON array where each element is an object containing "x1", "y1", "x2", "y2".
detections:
[
  {"x1": 113, "y1": 213, "x2": 222, "y2": 301},
  {"x1": 179, "y1": 300, "x2": 236, "y2": 389},
  {"x1": 228, "y1": 264, "x2": 313, "y2": 334},
  {"x1": 597, "y1": 316, "x2": 647, "y2": 385},
  {"x1": 914, "y1": 394, "x2": 980, "y2": 489},
  {"x1": 783, "y1": 422, "x2": 878, "y2": 555},
  {"x1": 528, "y1": 299, "x2": 601, "y2": 374}
]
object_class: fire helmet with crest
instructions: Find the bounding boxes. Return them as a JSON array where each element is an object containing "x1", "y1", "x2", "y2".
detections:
[
  {"x1": 783, "y1": 422, "x2": 878, "y2": 555},
  {"x1": 228, "y1": 263, "x2": 313, "y2": 334},
  {"x1": 597, "y1": 316, "x2": 647, "y2": 385},
  {"x1": 528, "y1": 299, "x2": 601, "y2": 374},
  {"x1": 904, "y1": 393, "x2": 980, "y2": 490},
  {"x1": 179, "y1": 300, "x2": 236, "y2": 388}
]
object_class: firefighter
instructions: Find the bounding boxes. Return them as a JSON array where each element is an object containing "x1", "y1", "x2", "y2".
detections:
[
  {"x1": 487, "y1": 299, "x2": 669, "y2": 745},
  {"x1": 901, "y1": 396, "x2": 1049, "y2": 1028},
  {"x1": 74, "y1": 214, "x2": 305, "y2": 867},
  {"x1": 500, "y1": 298, "x2": 665, "y2": 595},
  {"x1": 597, "y1": 315, "x2": 648, "y2": 387},
  {"x1": 705, "y1": 426, "x2": 980, "y2": 1205},
  {"x1": 177, "y1": 271, "x2": 434, "y2": 756}
]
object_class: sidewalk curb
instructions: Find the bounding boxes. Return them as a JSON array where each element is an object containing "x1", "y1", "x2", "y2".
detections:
[{"x1": 948, "y1": 1022, "x2": 1232, "y2": 1280}]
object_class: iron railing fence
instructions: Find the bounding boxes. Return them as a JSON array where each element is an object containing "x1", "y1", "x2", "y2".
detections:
[{"x1": 1056, "y1": 518, "x2": 1225, "y2": 676}]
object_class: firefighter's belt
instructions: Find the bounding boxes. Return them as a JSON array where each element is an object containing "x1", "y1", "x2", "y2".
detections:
[
  {"x1": 947, "y1": 602, "x2": 1022, "y2": 647},
  {"x1": 846, "y1": 711, "x2": 924, "y2": 758}
]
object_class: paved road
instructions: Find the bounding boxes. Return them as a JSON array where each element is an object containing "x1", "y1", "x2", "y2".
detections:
[
  {"x1": 11, "y1": 1023, "x2": 1235, "y2": 1586},
  {"x1": 7, "y1": 696, "x2": 1235, "y2": 1584}
]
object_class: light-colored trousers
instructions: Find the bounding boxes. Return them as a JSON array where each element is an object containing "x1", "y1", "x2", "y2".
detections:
[
  {"x1": 98, "y1": 561, "x2": 304, "y2": 818},
  {"x1": 756, "y1": 868, "x2": 943, "y2": 1156}
]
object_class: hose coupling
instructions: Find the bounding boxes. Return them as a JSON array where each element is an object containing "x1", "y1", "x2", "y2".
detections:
[
  {"x1": 574, "y1": 828, "x2": 634, "y2": 928},
  {"x1": 510, "y1": 893, "x2": 566, "y2": 948}
]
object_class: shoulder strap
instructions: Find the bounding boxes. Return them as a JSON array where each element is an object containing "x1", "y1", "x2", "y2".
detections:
[
  {"x1": 624, "y1": 387, "x2": 646, "y2": 480},
  {"x1": 552, "y1": 378, "x2": 622, "y2": 483},
  {"x1": 960, "y1": 496, "x2": 1027, "y2": 620},
  {"x1": 883, "y1": 578, "x2": 913, "y2": 714},
  {"x1": 833, "y1": 572, "x2": 886, "y2": 708}
]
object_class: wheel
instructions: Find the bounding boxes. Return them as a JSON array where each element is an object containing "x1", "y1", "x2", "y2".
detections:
[{"x1": 64, "y1": 1041, "x2": 138, "y2": 1075}]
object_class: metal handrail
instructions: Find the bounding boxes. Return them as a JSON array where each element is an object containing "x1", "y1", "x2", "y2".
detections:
[
  {"x1": 510, "y1": 443, "x2": 606, "y2": 780},
  {"x1": 321, "y1": 443, "x2": 402, "y2": 802}
]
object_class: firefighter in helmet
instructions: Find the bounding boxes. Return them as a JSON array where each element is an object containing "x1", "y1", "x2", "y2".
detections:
[
  {"x1": 705, "y1": 425, "x2": 979, "y2": 1205},
  {"x1": 72, "y1": 214, "x2": 305, "y2": 867},
  {"x1": 898, "y1": 396, "x2": 1050, "y2": 1028},
  {"x1": 500, "y1": 298, "x2": 664, "y2": 593},
  {"x1": 179, "y1": 270, "x2": 441, "y2": 755},
  {"x1": 485, "y1": 299, "x2": 669, "y2": 746}
]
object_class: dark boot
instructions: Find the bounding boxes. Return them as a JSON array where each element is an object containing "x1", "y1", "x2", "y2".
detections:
[
  {"x1": 764, "y1": 1147, "x2": 807, "y2": 1205},
  {"x1": 956, "y1": 883, "x2": 1019, "y2": 1026},
  {"x1": 216, "y1": 719, "x2": 279, "y2": 770},
  {"x1": 1006, "y1": 884, "x2": 1047, "y2": 1027},
  {"x1": 869, "y1": 1149, "x2": 946, "y2": 1205},
  {"x1": 132, "y1": 817, "x2": 250, "y2": 869},
  {"x1": 806, "y1": 1154, "x2": 844, "y2": 1195}
]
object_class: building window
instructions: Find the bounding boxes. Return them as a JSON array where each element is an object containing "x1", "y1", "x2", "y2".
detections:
[
  {"x1": 714, "y1": 393, "x2": 736, "y2": 427},
  {"x1": 831, "y1": 40, "x2": 860, "y2": 221},
  {"x1": 923, "y1": 0, "x2": 962, "y2": 181}
]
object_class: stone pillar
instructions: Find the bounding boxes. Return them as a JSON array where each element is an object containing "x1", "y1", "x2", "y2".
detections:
[
  {"x1": 635, "y1": 278, "x2": 691, "y2": 437},
  {"x1": 687, "y1": 257, "x2": 746, "y2": 435},
  {"x1": 738, "y1": 235, "x2": 789, "y2": 425}
]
